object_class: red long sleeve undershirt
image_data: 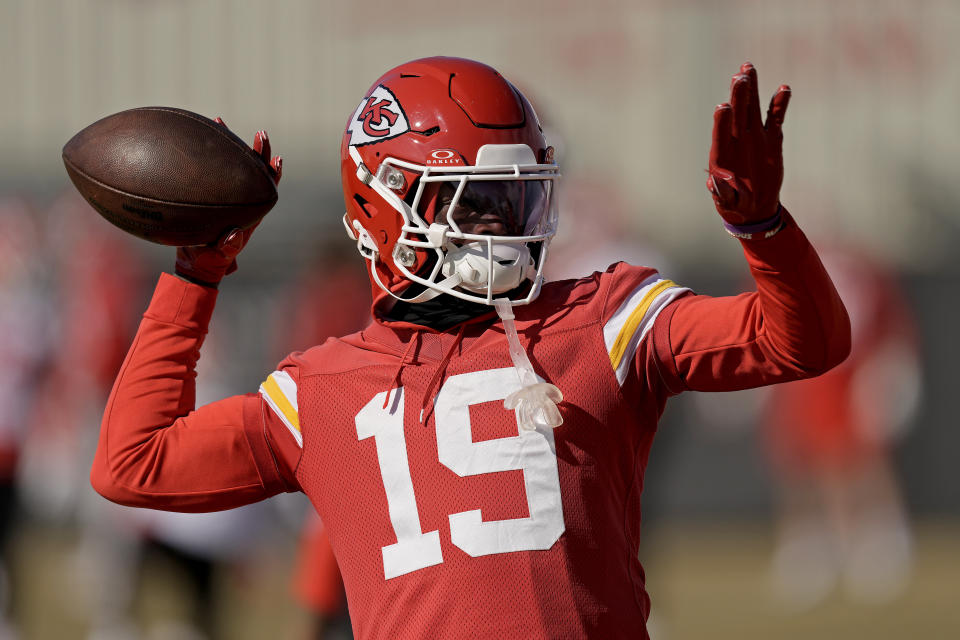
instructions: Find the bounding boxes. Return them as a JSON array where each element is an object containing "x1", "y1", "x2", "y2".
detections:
[
  {"x1": 90, "y1": 276, "x2": 288, "y2": 511},
  {"x1": 91, "y1": 211, "x2": 849, "y2": 511},
  {"x1": 653, "y1": 211, "x2": 850, "y2": 394}
]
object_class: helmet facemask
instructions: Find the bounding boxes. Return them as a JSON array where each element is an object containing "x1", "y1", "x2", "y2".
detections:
[{"x1": 351, "y1": 143, "x2": 559, "y2": 306}]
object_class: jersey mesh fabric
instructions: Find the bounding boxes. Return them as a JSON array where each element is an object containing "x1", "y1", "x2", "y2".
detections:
[{"x1": 284, "y1": 264, "x2": 667, "y2": 639}]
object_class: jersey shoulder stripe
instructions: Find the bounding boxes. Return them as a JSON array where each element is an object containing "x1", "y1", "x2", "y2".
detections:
[
  {"x1": 604, "y1": 274, "x2": 689, "y2": 385},
  {"x1": 259, "y1": 370, "x2": 302, "y2": 447}
]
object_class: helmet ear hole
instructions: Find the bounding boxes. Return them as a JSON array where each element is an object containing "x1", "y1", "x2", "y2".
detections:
[{"x1": 352, "y1": 194, "x2": 380, "y2": 220}]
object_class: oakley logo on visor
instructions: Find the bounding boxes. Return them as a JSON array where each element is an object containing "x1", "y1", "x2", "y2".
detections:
[{"x1": 348, "y1": 85, "x2": 409, "y2": 146}]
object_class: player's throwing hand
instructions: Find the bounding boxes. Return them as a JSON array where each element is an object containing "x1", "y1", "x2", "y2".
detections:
[
  {"x1": 175, "y1": 124, "x2": 282, "y2": 287},
  {"x1": 707, "y1": 62, "x2": 791, "y2": 226}
]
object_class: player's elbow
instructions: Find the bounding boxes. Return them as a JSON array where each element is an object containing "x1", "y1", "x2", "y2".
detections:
[
  {"x1": 90, "y1": 463, "x2": 161, "y2": 509},
  {"x1": 90, "y1": 463, "x2": 128, "y2": 506},
  {"x1": 799, "y1": 301, "x2": 852, "y2": 378},
  {"x1": 89, "y1": 446, "x2": 151, "y2": 509},
  {"x1": 773, "y1": 299, "x2": 851, "y2": 381},
  {"x1": 822, "y1": 309, "x2": 852, "y2": 372}
]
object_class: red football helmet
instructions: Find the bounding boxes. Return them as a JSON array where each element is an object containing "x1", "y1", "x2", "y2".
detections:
[{"x1": 341, "y1": 57, "x2": 559, "y2": 307}]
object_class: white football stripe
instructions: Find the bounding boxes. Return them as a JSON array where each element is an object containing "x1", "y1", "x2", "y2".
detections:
[
  {"x1": 258, "y1": 370, "x2": 302, "y2": 447},
  {"x1": 604, "y1": 276, "x2": 689, "y2": 386}
]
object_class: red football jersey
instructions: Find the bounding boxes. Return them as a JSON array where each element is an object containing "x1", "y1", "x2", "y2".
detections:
[{"x1": 92, "y1": 216, "x2": 850, "y2": 639}]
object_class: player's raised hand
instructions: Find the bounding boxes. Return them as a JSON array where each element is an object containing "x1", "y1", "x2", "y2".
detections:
[
  {"x1": 175, "y1": 122, "x2": 281, "y2": 287},
  {"x1": 707, "y1": 62, "x2": 790, "y2": 225}
]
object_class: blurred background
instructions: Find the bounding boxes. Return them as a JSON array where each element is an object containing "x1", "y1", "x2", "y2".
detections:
[{"x1": 1, "y1": 0, "x2": 958, "y2": 638}]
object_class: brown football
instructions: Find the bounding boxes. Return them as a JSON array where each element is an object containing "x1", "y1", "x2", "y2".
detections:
[{"x1": 62, "y1": 107, "x2": 278, "y2": 246}]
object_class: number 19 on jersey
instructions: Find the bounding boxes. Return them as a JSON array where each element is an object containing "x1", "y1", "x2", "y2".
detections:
[{"x1": 356, "y1": 368, "x2": 565, "y2": 579}]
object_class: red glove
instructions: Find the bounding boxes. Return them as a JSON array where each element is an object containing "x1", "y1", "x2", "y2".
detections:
[
  {"x1": 707, "y1": 62, "x2": 791, "y2": 225},
  {"x1": 175, "y1": 120, "x2": 282, "y2": 288}
]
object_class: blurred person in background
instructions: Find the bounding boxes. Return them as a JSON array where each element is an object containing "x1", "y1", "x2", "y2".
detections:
[
  {"x1": 14, "y1": 192, "x2": 147, "y2": 640},
  {"x1": 19, "y1": 192, "x2": 145, "y2": 522},
  {"x1": 763, "y1": 245, "x2": 921, "y2": 608},
  {"x1": 293, "y1": 515, "x2": 350, "y2": 640},
  {"x1": 0, "y1": 197, "x2": 55, "y2": 639},
  {"x1": 20, "y1": 194, "x2": 281, "y2": 640}
]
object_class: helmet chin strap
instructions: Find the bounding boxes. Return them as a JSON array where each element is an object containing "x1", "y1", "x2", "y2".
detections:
[{"x1": 368, "y1": 255, "x2": 462, "y2": 304}]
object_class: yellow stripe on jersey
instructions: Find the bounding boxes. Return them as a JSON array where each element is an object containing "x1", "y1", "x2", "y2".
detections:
[
  {"x1": 608, "y1": 279, "x2": 677, "y2": 372},
  {"x1": 260, "y1": 371, "x2": 303, "y2": 446}
]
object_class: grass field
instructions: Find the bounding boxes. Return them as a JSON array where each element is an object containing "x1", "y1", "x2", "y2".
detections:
[
  {"x1": 643, "y1": 521, "x2": 960, "y2": 640},
  {"x1": 9, "y1": 519, "x2": 959, "y2": 639}
]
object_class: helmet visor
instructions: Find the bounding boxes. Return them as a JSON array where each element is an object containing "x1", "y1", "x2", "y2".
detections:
[{"x1": 433, "y1": 179, "x2": 552, "y2": 238}]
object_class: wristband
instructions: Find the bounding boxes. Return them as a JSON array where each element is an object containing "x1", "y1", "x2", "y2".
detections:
[{"x1": 722, "y1": 204, "x2": 784, "y2": 240}]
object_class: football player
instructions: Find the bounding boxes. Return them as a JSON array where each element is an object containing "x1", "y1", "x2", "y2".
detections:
[{"x1": 91, "y1": 57, "x2": 850, "y2": 639}]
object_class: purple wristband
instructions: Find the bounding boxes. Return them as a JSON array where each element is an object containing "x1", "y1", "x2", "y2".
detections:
[{"x1": 722, "y1": 204, "x2": 784, "y2": 240}]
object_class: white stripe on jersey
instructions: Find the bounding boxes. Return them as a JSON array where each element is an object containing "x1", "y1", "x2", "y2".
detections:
[
  {"x1": 603, "y1": 275, "x2": 689, "y2": 386},
  {"x1": 259, "y1": 370, "x2": 302, "y2": 447}
]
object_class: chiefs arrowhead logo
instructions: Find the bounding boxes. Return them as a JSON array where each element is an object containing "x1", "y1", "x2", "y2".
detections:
[{"x1": 348, "y1": 85, "x2": 409, "y2": 146}]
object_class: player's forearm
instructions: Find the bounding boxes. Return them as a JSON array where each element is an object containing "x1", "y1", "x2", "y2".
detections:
[
  {"x1": 662, "y1": 210, "x2": 850, "y2": 391},
  {"x1": 91, "y1": 273, "x2": 278, "y2": 511},
  {"x1": 740, "y1": 209, "x2": 851, "y2": 373}
]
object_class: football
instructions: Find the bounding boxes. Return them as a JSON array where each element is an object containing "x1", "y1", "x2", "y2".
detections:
[{"x1": 62, "y1": 107, "x2": 278, "y2": 246}]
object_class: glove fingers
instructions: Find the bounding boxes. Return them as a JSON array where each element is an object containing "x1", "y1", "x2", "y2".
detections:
[
  {"x1": 269, "y1": 155, "x2": 283, "y2": 185},
  {"x1": 216, "y1": 121, "x2": 277, "y2": 181},
  {"x1": 729, "y1": 72, "x2": 750, "y2": 139},
  {"x1": 253, "y1": 131, "x2": 282, "y2": 184},
  {"x1": 253, "y1": 130, "x2": 271, "y2": 163},
  {"x1": 741, "y1": 62, "x2": 763, "y2": 132},
  {"x1": 765, "y1": 85, "x2": 791, "y2": 132},
  {"x1": 709, "y1": 103, "x2": 734, "y2": 170}
]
